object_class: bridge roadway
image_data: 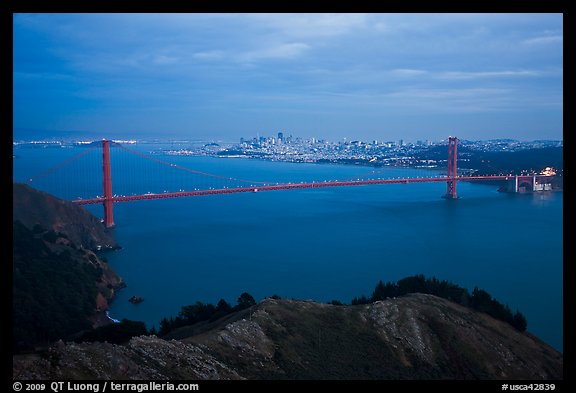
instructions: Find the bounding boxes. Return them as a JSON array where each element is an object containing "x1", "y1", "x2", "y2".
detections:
[{"x1": 72, "y1": 175, "x2": 510, "y2": 205}]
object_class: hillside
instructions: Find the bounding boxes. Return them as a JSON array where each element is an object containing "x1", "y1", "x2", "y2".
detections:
[
  {"x1": 416, "y1": 145, "x2": 563, "y2": 175},
  {"x1": 13, "y1": 183, "x2": 124, "y2": 351},
  {"x1": 13, "y1": 294, "x2": 562, "y2": 380},
  {"x1": 13, "y1": 182, "x2": 117, "y2": 250}
]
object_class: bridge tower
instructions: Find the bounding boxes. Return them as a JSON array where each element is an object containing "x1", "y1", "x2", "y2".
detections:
[
  {"x1": 102, "y1": 140, "x2": 115, "y2": 228},
  {"x1": 444, "y1": 136, "x2": 458, "y2": 199}
]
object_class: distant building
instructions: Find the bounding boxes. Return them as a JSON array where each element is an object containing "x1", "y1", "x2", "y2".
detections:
[{"x1": 278, "y1": 132, "x2": 284, "y2": 141}]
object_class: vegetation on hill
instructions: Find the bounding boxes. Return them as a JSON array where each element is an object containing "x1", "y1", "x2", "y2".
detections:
[
  {"x1": 417, "y1": 145, "x2": 563, "y2": 175},
  {"x1": 158, "y1": 292, "x2": 256, "y2": 336},
  {"x1": 13, "y1": 184, "x2": 124, "y2": 352},
  {"x1": 13, "y1": 221, "x2": 100, "y2": 351},
  {"x1": 13, "y1": 295, "x2": 562, "y2": 380},
  {"x1": 351, "y1": 275, "x2": 527, "y2": 331},
  {"x1": 464, "y1": 146, "x2": 563, "y2": 175},
  {"x1": 156, "y1": 275, "x2": 527, "y2": 342},
  {"x1": 75, "y1": 319, "x2": 148, "y2": 344}
]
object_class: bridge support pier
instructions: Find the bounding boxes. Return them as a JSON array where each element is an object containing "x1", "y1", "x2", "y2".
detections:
[
  {"x1": 505, "y1": 175, "x2": 549, "y2": 193},
  {"x1": 444, "y1": 136, "x2": 458, "y2": 199},
  {"x1": 102, "y1": 140, "x2": 115, "y2": 228}
]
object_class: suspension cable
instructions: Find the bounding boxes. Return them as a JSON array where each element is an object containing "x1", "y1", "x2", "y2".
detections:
[
  {"x1": 116, "y1": 144, "x2": 273, "y2": 185},
  {"x1": 27, "y1": 143, "x2": 100, "y2": 183}
]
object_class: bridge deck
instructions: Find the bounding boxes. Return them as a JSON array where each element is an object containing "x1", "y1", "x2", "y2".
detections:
[{"x1": 72, "y1": 175, "x2": 510, "y2": 205}]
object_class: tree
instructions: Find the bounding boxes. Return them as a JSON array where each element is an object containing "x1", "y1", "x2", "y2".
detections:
[
  {"x1": 397, "y1": 274, "x2": 427, "y2": 294},
  {"x1": 470, "y1": 287, "x2": 493, "y2": 313},
  {"x1": 371, "y1": 280, "x2": 387, "y2": 302},
  {"x1": 351, "y1": 295, "x2": 370, "y2": 305},
  {"x1": 512, "y1": 311, "x2": 528, "y2": 332},
  {"x1": 178, "y1": 302, "x2": 216, "y2": 324},
  {"x1": 236, "y1": 292, "x2": 256, "y2": 310},
  {"x1": 159, "y1": 317, "x2": 173, "y2": 336},
  {"x1": 371, "y1": 280, "x2": 398, "y2": 301},
  {"x1": 216, "y1": 298, "x2": 232, "y2": 313},
  {"x1": 209, "y1": 299, "x2": 234, "y2": 322}
]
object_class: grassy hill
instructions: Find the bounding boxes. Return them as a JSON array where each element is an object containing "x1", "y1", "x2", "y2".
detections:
[{"x1": 13, "y1": 295, "x2": 562, "y2": 380}]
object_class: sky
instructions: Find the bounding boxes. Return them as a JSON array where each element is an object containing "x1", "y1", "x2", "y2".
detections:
[{"x1": 13, "y1": 13, "x2": 563, "y2": 142}]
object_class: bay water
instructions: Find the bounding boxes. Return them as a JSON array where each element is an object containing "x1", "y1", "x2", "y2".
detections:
[{"x1": 13, "y1": 144, "x2": 563, "y2": 351}]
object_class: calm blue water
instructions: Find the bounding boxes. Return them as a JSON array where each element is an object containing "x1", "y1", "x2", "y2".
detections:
[{"x1": 13, "y1": 145, "x2": 563, "y2": 352}]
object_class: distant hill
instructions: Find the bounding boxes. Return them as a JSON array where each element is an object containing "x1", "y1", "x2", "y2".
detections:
[
  {"x1": 13, "y1": 295, "x2": 562, "y2": 380},
  {"x1": 416, "y1": 146, "x2": 563, "y2": 175},
  {"x1": 13, "y1": 184, "x2": 123, "y2": 351}
]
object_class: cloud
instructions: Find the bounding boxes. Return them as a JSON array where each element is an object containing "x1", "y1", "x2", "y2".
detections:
[
  {"x1": 247, "y1": 13, "x2": 369, "y2": 38},
  {"x1": 383, "y1": 87, "x2": 519, "y2": 112},
  {"x1": 192, "y1": 50, "x2": 225, "y2": 61},
  {"x1": 13, "y1": 13, "x2": 563, "y2": 140},
  {"x1": 437, "y1": 70, "x2": 541, "y2": 80},
  {"x1": 13, "y1": 71, "x2": 76, "y2": 81},
  {"x1": 239, "y1": 42, "x2": 311, "y2": 62},
  {"x1": 391, "y1": 69, "x2": 429, "y2": 77},
  {"x1": 153, "y1": 55, "x2": 179, "y2": 65},
  {"x1": 523, "y1": 35, "x2": 563, "y2": 46}
]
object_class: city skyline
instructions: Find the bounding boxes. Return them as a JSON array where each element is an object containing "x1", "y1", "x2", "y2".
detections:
[{"x1": 13, "y1": 13, "x2": 563, "y2": 142}]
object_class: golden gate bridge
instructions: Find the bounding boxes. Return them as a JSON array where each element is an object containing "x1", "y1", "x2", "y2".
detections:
[{"x1": 23, "y1": 137, "x2": 552, "y2": 228}]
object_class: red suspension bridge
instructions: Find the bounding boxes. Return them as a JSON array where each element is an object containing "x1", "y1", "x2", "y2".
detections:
[{"x1": 23, "y1": 137, "x2": 553, "y2": 228}]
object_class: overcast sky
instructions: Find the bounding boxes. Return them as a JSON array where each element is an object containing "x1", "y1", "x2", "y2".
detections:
[{"x1": 13, "y1": 13, "x2": 563, "y2": 142}]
